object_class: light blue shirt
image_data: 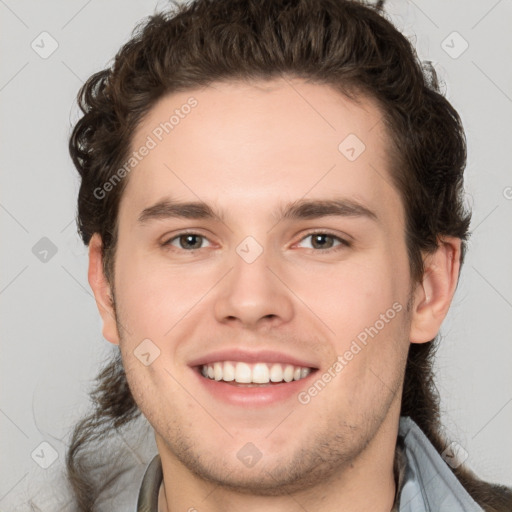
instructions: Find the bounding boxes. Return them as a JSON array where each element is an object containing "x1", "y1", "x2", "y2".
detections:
[{"x1": 397, "y1": 416, "x2": 482, "y2": 511}]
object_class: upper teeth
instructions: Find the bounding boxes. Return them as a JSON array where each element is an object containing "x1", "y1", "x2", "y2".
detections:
[{"x1": 200, "y1": 361, "x2": 312, "y2": 384}]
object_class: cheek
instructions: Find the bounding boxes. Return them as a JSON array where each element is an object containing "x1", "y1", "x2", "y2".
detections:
[
  {"x1": 113, "y1": 247, "x2": 219, "y2": 340},
  {"x1": 288, "y1": 248, "x2": 409, "y2": 388},
  {"x1": 289, "y1": 254, "x2": 403, "y2": 340}
]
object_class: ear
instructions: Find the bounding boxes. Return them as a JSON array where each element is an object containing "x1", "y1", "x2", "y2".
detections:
[
  {"x1": 88, "y1": 233, "x2": 120, "y2": 345},
  {"x1": 409, "y1": 236, "x2": 462, "y2": 344}
]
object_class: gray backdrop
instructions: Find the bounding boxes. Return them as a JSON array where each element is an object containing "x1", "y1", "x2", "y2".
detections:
[{"x1": 1, "y1": 0, "x2": 511, "y2": 510}]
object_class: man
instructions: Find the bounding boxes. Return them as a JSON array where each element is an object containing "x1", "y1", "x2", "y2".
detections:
[{"x1": 66, "y1": 0, "x2": 512, "y2": 510}]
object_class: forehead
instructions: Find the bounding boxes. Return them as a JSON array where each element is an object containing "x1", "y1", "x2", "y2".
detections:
[{"x1": 122, "y1": 78, "x2": 402, "y2": 228}]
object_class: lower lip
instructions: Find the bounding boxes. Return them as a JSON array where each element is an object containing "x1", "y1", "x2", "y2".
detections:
[{"x1": 192, "y1": 368, "x2": 317, "y2": 407}]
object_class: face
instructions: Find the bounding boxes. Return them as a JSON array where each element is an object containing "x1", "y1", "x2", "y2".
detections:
[{"x1": 100, "y1": 78, "x2": 417, "y2": 494}]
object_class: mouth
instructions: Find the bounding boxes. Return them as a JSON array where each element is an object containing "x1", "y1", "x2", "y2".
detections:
[
  {"x1": 189, "y1": 349, "x2": 320, "y2": 406},
  {"x1": 197, "y1": 361, "x2": 315, "y2": 386}
]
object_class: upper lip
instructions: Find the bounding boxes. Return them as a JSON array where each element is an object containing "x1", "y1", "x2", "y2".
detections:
[{"x1": 188, "y1": 349, "x2": 319, "y2": 369}]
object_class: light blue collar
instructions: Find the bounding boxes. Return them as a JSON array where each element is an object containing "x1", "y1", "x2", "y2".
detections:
[{"x1": 398, "y1": 416, "x2": 482, "y2": 511}]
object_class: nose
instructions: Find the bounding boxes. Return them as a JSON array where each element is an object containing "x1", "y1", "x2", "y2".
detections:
[{"x1": 213, "y1": 242, "x2": 294, "y2": 329}]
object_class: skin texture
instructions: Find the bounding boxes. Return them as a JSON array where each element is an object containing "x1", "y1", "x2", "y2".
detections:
[{"x1": 88, "y1": 77, "x2": 461, "y2": 512}]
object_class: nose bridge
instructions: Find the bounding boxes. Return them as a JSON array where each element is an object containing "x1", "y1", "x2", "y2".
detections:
[{"x1": 214, "y1": 235, "x2": 294, "y2": 326}]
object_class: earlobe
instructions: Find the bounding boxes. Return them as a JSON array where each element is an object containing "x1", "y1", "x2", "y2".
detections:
[
  {"x1": 409, "y1": 236, "x2": 462, "y2": 344},
  {"x1": 88, "y1": 234, "x2": 120, "y2": 345}
]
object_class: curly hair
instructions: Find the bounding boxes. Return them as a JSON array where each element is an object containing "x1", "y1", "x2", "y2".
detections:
[{"x1": 65, "y1": 0, "x2": 511, "y2": 510}]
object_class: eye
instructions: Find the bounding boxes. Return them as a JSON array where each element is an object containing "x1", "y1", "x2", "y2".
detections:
[
  {"x1": 163, "y1": 232, "x2": 212, "y2": 251},
  {"x1": 296, "y1": 232, "x2": 350, "y2": 252}
]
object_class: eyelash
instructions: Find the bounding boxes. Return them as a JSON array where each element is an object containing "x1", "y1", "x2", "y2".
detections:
[{"x1": 161, "y1": 230, "x2": 351, "y2": 254}]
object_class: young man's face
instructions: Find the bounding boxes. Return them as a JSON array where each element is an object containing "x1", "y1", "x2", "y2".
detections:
[{"x1": 90, "y1": 78, "x2": 440, "y2": 494}]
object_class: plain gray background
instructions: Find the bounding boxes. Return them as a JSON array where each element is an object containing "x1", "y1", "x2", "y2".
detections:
[{"x1": 1, "y1": 0, "x2": 511, "y2": 510}]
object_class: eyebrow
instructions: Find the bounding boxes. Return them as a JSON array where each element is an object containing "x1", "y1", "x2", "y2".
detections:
[{"x1": 137, "y1": 197, "x2": 379, "y2": 224}]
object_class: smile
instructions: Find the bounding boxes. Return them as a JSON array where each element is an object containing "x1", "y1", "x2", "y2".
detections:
[{"x1": 200, "y1": 361, "x2": 313, "y2": 385}]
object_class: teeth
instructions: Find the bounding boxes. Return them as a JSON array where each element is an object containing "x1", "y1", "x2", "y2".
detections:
[
  {"x1": 200, "y1": 361, "x2": 312, "y2": 384},
  {"x1": 252, "y1": 363, "x2": 270, "y2": 383},
  {"x1": 214, "y1": 362, "x2": 223, "y2": 381},
  {"x1": 223, "y1": 361, "x2": 235, "y2": 381},
  {"x1": 235, "y1": 362, "x2": 252, "y2": 383},
  {"x1": 269, "y1": 363, "x2": 283, "y2": 382},
  {"x1": 283, "y1": 365, "x2": 294, "y2": 382}
]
